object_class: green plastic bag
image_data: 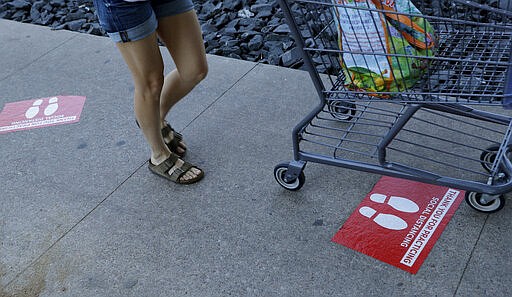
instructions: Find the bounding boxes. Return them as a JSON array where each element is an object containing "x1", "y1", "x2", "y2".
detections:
[{"x1": 333, "y1": 0, "x2": 436, "y2": 96}]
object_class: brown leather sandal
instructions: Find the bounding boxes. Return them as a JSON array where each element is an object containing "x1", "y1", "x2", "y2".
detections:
[
  {"x1": 161, "y1": 121, "x2": 187, "y2": 158},
  {"x1": 148, "y1": 153, "x2": 203, "y2": 184}
]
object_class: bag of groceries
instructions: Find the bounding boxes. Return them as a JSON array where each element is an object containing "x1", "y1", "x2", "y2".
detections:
[{"x1": 333, "y1": 0, "x2": 436, "y2": 96}]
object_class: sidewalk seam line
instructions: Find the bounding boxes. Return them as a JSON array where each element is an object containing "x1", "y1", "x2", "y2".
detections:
[
  {"x1": 182, "y1": 62, "x2": 260, "y2": 131},
  {"x1": 4, "y1": 159, "x2": 147, "y2": 289},
  {"x1": 453, "y1": 214, "x2": 489, "y2": 297},
  {"x1": 0, "y1": 33, "x2": 79, "y2": 83}
]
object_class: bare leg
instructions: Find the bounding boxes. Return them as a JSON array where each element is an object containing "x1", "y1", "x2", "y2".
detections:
[
  {"x1": 116, "y1": 33, "x2": 167, "y2": 162},
  {"x1": 116, "y1": 33, "x2": 201, "y2": 182},
  {"x1": 156, "y1": 10, "x2": 208, "y2": 148}
]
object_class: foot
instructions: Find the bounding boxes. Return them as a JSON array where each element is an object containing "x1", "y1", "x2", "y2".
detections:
[{"x1": 149, "y1": 152, "x2": 203, "y2": 184}]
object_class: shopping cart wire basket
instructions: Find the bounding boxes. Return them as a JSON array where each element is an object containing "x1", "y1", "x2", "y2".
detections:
[{"x1": 274, "y1": 0, "x2": 512, "y2": 213}]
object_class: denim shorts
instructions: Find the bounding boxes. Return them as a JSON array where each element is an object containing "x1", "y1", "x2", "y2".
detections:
[{"x1": 93, "y1": 0, "x2": 194, "y2": 43}]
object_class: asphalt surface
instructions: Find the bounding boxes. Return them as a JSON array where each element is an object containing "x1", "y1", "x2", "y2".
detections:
[{"x1": 0, "y1": 19, "x2": 511, "y2": 297}]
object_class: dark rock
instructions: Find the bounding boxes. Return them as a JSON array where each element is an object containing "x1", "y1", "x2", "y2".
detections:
[
  {"x1": 83, "y1": 22, "x2": 103, "y2": 35},
  {"x1": 213, "y1": 13, "x2": 230, "y2": 27},
  {"x1": 261, "y1": 25, "x2": 273, "y2": 34},
  {"x1": 267, "y1": 17, "x2": 282, "y2": 27},
  {"x1": 223, "y1": 26, "x2": 238, "y2": 36},
  {"x1": 200, "y1": 2, "x2": 222, "y2": 19},
  {"x1": 10, "y1": 10, "x2": 26, "y2": 21},
  {"x1": 225, "y1": 18, "x2": 239, "y2": 29},
  {"x1": 40, "y1": 11, "x2": 54, "y2": 26},
  {"x1": 250, "y1": 4, "x2": 273, "y2": 13},
  {"x1": 30, "y1": 7, "x2": 41, "y2": 22},
  {"x1": 265, "y1": 33, "x2": 291, "y2": 42},
  {"x1": 274, "y1": 23, "x2": 291, "y2": 34},
  {"x1": 50, "y1": 0, "x2": 67, "y2": 8},
  {"x1": 218, "y1": 35, "x2": 232, "y2": 43},
  {"x1": 52, "y1": 23, "x2": 67, "y2": 30},
  {"x1": 248, "y1": 34, "x2": 263, "y2": 51},
  {"x1": 66, "y1": 19, "x2": 87, "y2": 31},
  {"x1": 64, "y1": 11, "x2": 86, "y2": 22},
  {"x1": 237, "y1": 8, "x2": 254, "y2": 18},
  {"x1": 221, "y1": 45, "x2": 242, "y2": 56},
  {"x1": 239, "y1": 42, "x2": 249, "y2": 52},
  {"x1": 42, "y1": 3, "x2": 54, "y2": 12},
  {"x1": 282, "y1": 40, "x2": 294, "y2": 51},
  {"x1": 238, "y1": 17, "x2": 257, "y2": 27},
  {"x1": 223, "y1": 0, "x2": 242, "y2": 11},
  {"x1": 300, "y1": 29, "x2": 312, "y2": 39},
  {"x1": 8, "y1": 0, "x2": 30, "y2": 10},
  {"x1": 201, "y1": 21, "x2": 217, "y2": 34},
  {"x1": 0, "y1": 0, "x2": 339, "y2": 69},
  {"x1": 228, "y1": 53, "x2": 242, "y2": 59},
  {"x1": 280, "y1": 47, "x2": 302, "y2": 68},
  {"x1": 84, "y1": 12, "x2": 95, "y2": 21},
  {"x1": 0, "y1": 10, "x2": 11, "y2": 19},
  {"x1": 240, "y1": 30, "x2": 259, "y2": 41},
  {"x1": 224, "y1": 39, "x2": 238, "y2": 47},
  {"x1": 0, "y1": 3, "x2": 9, "y2": 13},
  {"x1": 256, "y1": 11, "x2": 273, "y2": 19},
  {"x1": 32, "y1": 1, "x2": 46, "y2": 11},
  {"x1": 209, "y1": 47, "x2": 222, "y2": 55},
  {"x1": 205, "y1": 43, "x2": 220, "y2": 53}
]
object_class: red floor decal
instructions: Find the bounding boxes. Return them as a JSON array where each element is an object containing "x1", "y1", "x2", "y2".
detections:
[
  {"x1": 0, "y1": 96, "x2": 86, "y2": 134},
  {"x1": 332, "y1": 176, "x2": 465, "y2": 274}
]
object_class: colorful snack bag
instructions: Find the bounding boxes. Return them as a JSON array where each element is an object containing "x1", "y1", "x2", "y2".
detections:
[{"x1": 333, "y1": 0, "x2": 436, "y2": 96}]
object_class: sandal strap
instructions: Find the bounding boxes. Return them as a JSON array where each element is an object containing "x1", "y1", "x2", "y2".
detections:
[
  {"x1": 174, "y1": 131, "x2": 183, "y2": 142},
  {"x1": 162, "y1": 129, "x2": 181, "y2": 155},
  {"x1": 150, "y1": 153, "x2": 180, "y2": 178},
  {"x1": 161, "y1": 124, "x2": 173, "y2": 139},
  {"x1": 150, "y1": 153, "x2": 200, "y2": 184},
  {"x1": 161, "y1": 122, "x2": 183, "y2": 142},
  {"x1": 161, "y1": 122, "x2": 186, "y2": 157},
  {"x1": 168, "y1": 161, "x2": 193, "y2": 182}
]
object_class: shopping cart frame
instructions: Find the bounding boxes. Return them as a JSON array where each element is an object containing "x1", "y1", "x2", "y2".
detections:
[{"x1": 274, "y1": 0, "x2": 512, "y2": 213}]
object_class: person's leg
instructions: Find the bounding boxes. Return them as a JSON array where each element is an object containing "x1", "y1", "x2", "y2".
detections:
[
  {"x1": 116, "y1": 33, "x2": 167, "y2": 162},
  {"x1": 156, "y1": 10, "x2": 208, "y2": 147},
  {"x1": 116, "y1": 32, "x2": 201, "y2": 182}
]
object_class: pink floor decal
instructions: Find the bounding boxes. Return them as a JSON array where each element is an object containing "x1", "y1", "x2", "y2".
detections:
[{"x1": 0, "y1": 96, "x2": 86, "y2": 134}]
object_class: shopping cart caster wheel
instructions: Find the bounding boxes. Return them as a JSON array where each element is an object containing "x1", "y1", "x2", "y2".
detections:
[
  {"x1": 327, "y1": 101, "x2": 356, "y2": 121},
  {"x1": 480, "y1": 144, "x2": 512, "y2": 173},
  {"x1": 480, "y1": 144, "x2": 500, "y2": 172},
  {"x1": 274, "y1": 163, "x2": 305, "y2": 191},
  {"x1": 465, "y1": 191, "x2": 505, "y2": 213}
]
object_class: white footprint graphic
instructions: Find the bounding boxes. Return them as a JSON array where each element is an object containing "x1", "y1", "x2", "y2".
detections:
[
  {"x1": 44, "y1": 97, "x2": 59, "y2": 116},
  {"x1": 25, "y1": 99, "x2": 43, "y2": 119},
  {"x1": 370, "y1": 193, "x2": 419, "y2": 213},
  {"x1": 359, "y1": 206, "x2": 408, "y2": 230}
]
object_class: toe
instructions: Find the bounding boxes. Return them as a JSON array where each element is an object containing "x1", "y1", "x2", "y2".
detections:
[{"x1": 179, "y1": 167, "x2": 202, "y2": 182}]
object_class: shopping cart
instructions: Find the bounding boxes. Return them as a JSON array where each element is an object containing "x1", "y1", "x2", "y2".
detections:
[{"x1": 274, "y1": 0, "x2": 512, "y2": 213}]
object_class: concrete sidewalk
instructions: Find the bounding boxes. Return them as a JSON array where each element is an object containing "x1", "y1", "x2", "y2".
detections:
[{"x1": 0, "y1": 19, "x2": 510, "y2": 297}]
